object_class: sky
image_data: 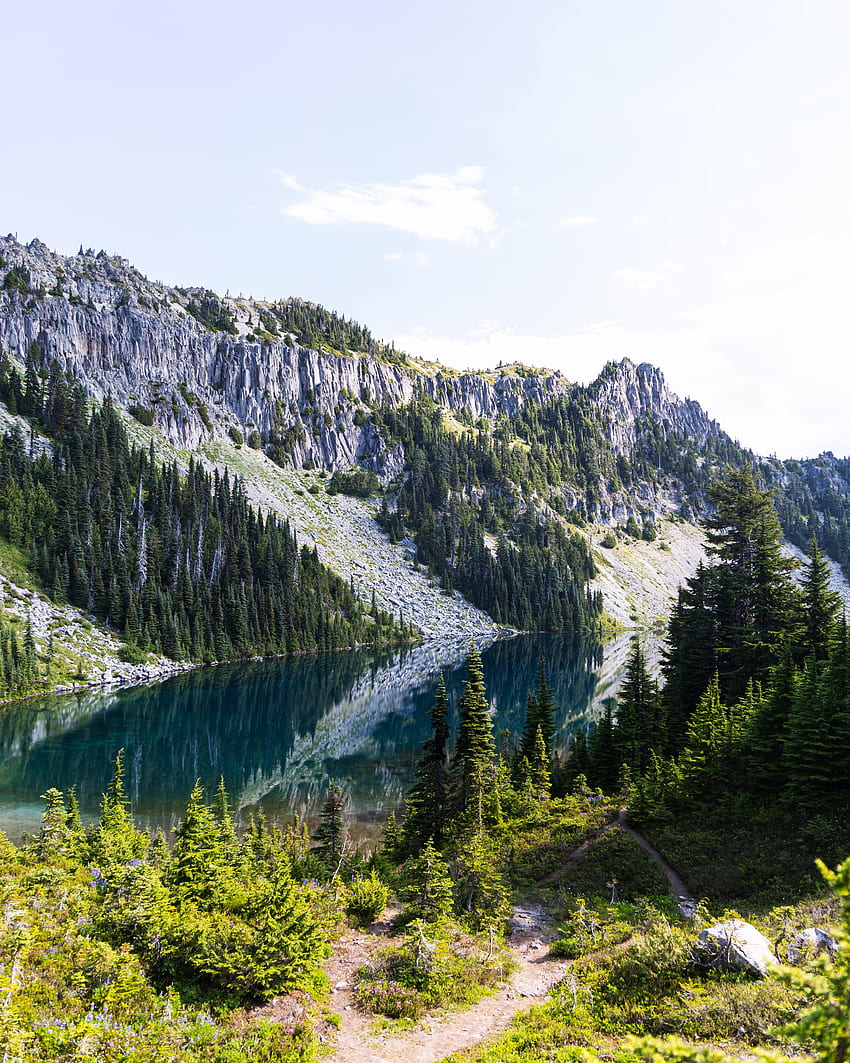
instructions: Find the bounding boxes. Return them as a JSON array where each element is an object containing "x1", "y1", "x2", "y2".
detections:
[{"x1": 2, "y1": 0, "x2": 849, "y2": 459}]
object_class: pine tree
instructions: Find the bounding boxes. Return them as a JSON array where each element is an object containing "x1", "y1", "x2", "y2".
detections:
[
  {"x1": 87, "y1": 749, "x2": 147, "y2": 867},
  {"x1": 452, "y1": 833, "x2": 511, "y2": 931},
  {"x1": 170, "y1": 780, "x2": 229, "y2": 905},
  {"x1": 452, "y1": 646, "x2": 496, "y2": 819},
  {"x1": 614, "y1": 641, "x2": 661, "y2": 774},
  {"x1": 211, "y1": 776, "x2": 240, "y2": 861},
  {"x1": 588, "y1": 700, "x2": 618, "y2": 793},
  {"x1": 37, "y1": 788, "x2": 69, "y2": 858},
  {"x1": 400, "y1": 838, "x2": 455, "y2": 924},
  {"x1": 313, "y1": 782, "x2": 347, "y2": 872},
  {"x1": 528, "y1": 725, "x2": 552, "y2": 800}
]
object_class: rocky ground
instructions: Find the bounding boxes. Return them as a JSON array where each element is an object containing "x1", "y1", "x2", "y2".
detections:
[
  {"x1": 0, "y1": 570, "x2": 194, "y2": 703},
  {"x1": 587, "y1": 513, "x2": 708, "y2": 630},
  {"x1": 200, "y1": 438, "x2": 503, "y2": 641}
]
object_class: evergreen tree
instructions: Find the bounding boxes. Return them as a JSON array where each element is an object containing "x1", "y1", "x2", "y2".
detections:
[
  {"x1": 451, "y1": 833, "x2": 511, "y2": 932},
  {"x1": 87, "y1": 749, "x2": 147, "y2": 867},
  {"x1": 614, "y1": 641, "x2": 662, "y2": 774},
  {"x1": 404, "y1": 673, "x2": 451, "y2": 848},
  {"x1": 519, "y1": 658, "x2": 558, "y2": 765},
  {"x1": 37, "y1": 787, "x2": 69, "y2": 858},
  {"x1": 800, "y1": 535, "x2": 841, "y2": 662},
  {"x1": 528, "y1": 724, "x2": 552, "y2": 800},
  {"x1": 399, "y1": 838, "x2": 455, "y2": 924},
  {"x1": 588, "y1": 700, "x2": 618, "y2": 793},
  {"x1": 452, "y1": 646, "x2": 496, "y2": 820},
  {"x1": 313, "y1": 782, "x2": 347, "y2": 871},
  {"x1": 170, "y1": 781, "x2": 230, "y2": 905}
]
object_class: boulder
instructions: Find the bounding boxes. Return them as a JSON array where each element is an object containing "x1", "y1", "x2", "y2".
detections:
[
  {"x1": 696, "y1": 919, "x2": 777, "y2": 976},
  {"x1": 787, "y1": 927, "x2": 838, "y2": 964}
]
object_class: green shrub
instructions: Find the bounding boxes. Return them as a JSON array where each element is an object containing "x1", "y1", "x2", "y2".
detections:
[
  {"x1": 327, "y1": 468, "x2": 381, "y2": 498},
  {"x1": 345, "y1": 872, "x2": 389, "y2": 927},
  {"x1": 228, "y1": 426, "x2": 244, "y2": 446},
  {"x1": 118, "y1": 643, "x2": 148, "y2": 664},
  {"x1": 128, "y1": 404, "x2": 154, "y2": 427},
  {"x1": 354, "y1": 922, "x2": 510, "y2": 1020},
  {"x1": 601, "y1": 531, "x2": 617, "y2": 548},
  {"x1": 248, "y1": 429, "x2": 262, "y2": 449}
]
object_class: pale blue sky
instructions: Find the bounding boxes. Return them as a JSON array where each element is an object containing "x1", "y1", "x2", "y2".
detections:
[{"x1": 3, "y1": 0, "x2": 849, "y2": 458}]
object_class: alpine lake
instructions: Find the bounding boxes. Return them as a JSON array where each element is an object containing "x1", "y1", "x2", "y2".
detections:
[{"x1": 0, "y1": 631, "x2": 657, "y2": 845}]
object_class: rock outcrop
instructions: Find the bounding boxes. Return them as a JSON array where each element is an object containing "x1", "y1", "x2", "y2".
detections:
[{"x1": 0, "y1": 235, "x2": 717, "y2": 491}]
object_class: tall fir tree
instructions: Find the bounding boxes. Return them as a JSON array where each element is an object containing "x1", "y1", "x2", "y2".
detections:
[
  {"x1": 452, "y1": 646, "x2": 496, "y2": 820},
  {"x1": 404, "y1": 673, "x2": 451, "y2": 848},
  {"x1": 800, "y1": 535, "x2": 841, "y2": 663}
]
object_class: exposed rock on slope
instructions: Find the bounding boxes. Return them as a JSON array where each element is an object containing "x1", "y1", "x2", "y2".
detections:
[{"x1": 0, "y1": 235, "x2": 715, "y2": 483}]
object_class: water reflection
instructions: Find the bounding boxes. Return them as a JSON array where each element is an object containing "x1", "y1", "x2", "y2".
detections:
[{"x1": 0, "y1": 631, "x2": 656, "y2": 840}]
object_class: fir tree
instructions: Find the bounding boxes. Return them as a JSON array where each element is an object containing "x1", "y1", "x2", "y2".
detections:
[
  {"x1": 800, "y1": 535, "x2": 841, "y2": 662},
  {"x1": 452, "y1": 646, "x2": 496, "y2": 820},
  {"x1": 404, "y1": 673, "x2": 451, "y2": 848},
  {"x1": 313, "y1": 782, "x2": 347, "y2": 871},
  {"x1": 400, "y1": 838, "x2": 455, "y2": 924}
]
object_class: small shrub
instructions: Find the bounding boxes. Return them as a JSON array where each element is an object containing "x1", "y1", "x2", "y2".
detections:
[
  {"x1": 228, "y1": 426, "x2": 244, "y2": 446},
  {"x1": 118, "y1": 644, "x2": 148, "y2": 664},
  {"x1": 346, "y1": 872, "x2": 389, "y2": 927},
  {"x1": 601, "y1": 532, "x2": 617, "y2": 549},
  {"x1": 248, "y1": 429, "x2": 262, "y2": 449},
  {"x1": 354, "y1": 978, "x2": 424, "y2": 1019}
]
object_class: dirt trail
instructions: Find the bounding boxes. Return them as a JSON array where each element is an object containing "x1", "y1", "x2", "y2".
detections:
[
  {"x1": 537, "y1": 808, "x2": 696, "y2": 916},
  {"x1": 537, "y1": 808, "x2": 629, "y2": 886},
  {"x1": 619, "y1": 821, "x2": 696, "y2": 916},
  {"x1": 255, "y1": 818, "x2": 695, "y2": 1063},
  {"x1": 320, "y1": 905, "x2": 567, "y2": 1063}
]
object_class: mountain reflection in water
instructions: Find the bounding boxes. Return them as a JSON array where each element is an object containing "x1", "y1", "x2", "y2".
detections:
[{"x1": 0, "y1": 631, "x2": 654, "y2": 841}]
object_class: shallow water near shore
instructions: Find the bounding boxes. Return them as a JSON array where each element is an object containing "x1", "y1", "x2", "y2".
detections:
[{"x1": 0, "y1": 631, "x2": 655, "y2": 842}]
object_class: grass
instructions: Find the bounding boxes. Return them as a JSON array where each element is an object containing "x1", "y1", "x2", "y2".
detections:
[{"x1": 0, "y1": 538, "x2": 43, "y2": 593}]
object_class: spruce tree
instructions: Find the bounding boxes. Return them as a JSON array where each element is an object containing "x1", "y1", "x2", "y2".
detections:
[
  {"x1": 400, "y1": 838, "x2": 455, "y2": 924},
  {"x1": 170, "y1": 780, "x2": 230, "y2": 905},
  {"x1": 588, "y1": 700, "x2": 618, "y2": 793},
  {"x1": 528, "y1": 724, "x2": 552, "y2": 800},
  {"x1": 313, "y1": 782, "x2": 347, "y2": 871},
  {"x1": 614, "y1": 641, "x2": 661, "y2": 774}
]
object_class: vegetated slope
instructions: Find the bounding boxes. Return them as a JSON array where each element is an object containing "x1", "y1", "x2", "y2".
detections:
[
  {"x1": 0, "y1": 368, "x2": 412, "y2": 694},
  {"x1": 1, "y1": 233, "x2": 849, "y2": 635}
]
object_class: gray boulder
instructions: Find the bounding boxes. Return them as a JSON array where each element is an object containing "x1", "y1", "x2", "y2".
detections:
[
  {"x1": 787, "y1": 927, "x2": 838, "y2": 964},
  {"x1": 696, "y1": 919, "x2": 777, "y2": 976}
]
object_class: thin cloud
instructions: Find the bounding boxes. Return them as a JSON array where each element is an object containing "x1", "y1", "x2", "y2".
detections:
[
  {"x1": 560, "y1": 214, "x2": 597, "y2": 228},
  {"x1": 275, "y1": 171, "x2": 301, "y2": 190},
  {"x1": 385, "y1": 250, "x2": 430, "y2": 269},
  {"x1": 611, "y1": 263, "x2": 679, "y2": 290},
  {"x1": 631, "y1": 215, "x2": 652, "y2": 228},
  {"x1": 281, "y1": 167, "x2": 496, "y2": 245}
]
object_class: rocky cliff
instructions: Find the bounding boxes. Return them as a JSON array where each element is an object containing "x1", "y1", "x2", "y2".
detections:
[{"x1": 0, "y1": 235, "x2": 717, "y2": 482}]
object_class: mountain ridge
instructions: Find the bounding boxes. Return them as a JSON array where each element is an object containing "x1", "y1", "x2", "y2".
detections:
[{"x1": 0, "y1": 232, "x2": 848, "y2": 650}]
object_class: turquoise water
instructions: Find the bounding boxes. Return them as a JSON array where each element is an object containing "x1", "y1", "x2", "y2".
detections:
[{"x1": 0, "y1": 632, "x2": 639, "y2": 842}]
